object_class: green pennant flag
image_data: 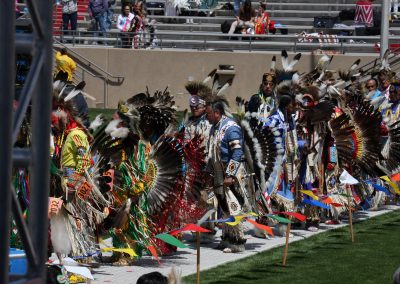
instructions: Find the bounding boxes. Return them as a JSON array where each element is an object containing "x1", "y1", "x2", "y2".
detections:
[
  {"x1": 267, "y1": 215, "x2": 292, "y2": 224},
  {"x1": 155, "y1": 233, "x2": 188, "y2": 248},
  {"x1": 337, "y1": 193, "x2": 353, "y2": 198}
]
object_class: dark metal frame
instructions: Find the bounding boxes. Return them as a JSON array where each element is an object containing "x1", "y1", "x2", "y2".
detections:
[{"x1": 0, "y1": 1, "x2": 53, "y2": 283}]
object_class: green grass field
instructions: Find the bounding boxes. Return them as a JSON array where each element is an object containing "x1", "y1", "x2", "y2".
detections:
[
  {"x1": 184, "y1": 211, "x2": 400, "y2": 284},
  {"x1": 88, "y1": 108, "x2": 116, "y2": 121}
]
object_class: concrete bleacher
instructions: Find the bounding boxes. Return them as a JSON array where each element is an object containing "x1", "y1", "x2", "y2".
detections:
[{"x1": 50, "y1": 0, "x2": 400, "y2": 53}]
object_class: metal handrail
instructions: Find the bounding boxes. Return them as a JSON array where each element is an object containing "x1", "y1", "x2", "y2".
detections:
[
  {"x1": 53, "y1": 29, "x2": 400, "y2": 54},
  {"x1": 53, "y1": 38, "x2": 124, "y2": 84},
  {"x1": 52, "y1": 41, "x2": 124, "y2": 108}
]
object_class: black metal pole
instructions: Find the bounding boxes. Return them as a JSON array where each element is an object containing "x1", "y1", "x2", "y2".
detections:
[
  {"x1": 0, "y1": 0, "x2": 15, "y2": 283},
  {"x1": 28, "y1": 0, "x2": 53, "y2": 279}
]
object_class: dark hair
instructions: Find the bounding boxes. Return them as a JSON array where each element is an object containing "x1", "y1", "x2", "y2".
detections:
[
  {"x1": 136, "y1": 272, "x2": 168, "y2": 284},
  {"x1": 60, "y1": 48, "x2": 67, "y2": 55},
  {"x1": 210, "y1": 100, "x2": 226, "y2": 115},
  {"x1": 278, "y1": 94, "x2": 294, "y2": 111}
]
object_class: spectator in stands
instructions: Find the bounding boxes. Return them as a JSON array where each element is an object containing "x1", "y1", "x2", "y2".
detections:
[
  {"x1": 135, "y1": 1, "x2": 157, "y2": 47},
  {"x1": 366, "y1": 78, "x2": 382, "y2": 100},
  {"x1": 15, "y1": 0, "x2": 22, "y2": 18},
  {"x1": 228, "y1": 0, "x2": 255, "y2": 35},
  {"x1": 89, "y1": 0, "x2": 108, "y2": 35},
  {"x1": 61, "y1": 0, "x2": 78, "y2": 33},
  {"x1": 234, "y1": 0, "x2": 244, "y2": 17},
  {"x1": 354, "y1": 0, "x2": 374, "y2": 27},
  {"x1": 117, "y1": 5, "x2": 135, "y2": 48},
  {"x1": 392, "y1": 0, "x2": 399, "y2": 13},
  {"x1": 254, "y1": 2, "x2": 276, "y2": 35},
  {"x1": 106, "y1": 0, "x2": 116, "y2": 30},
  {"x1": 54, "y1": 48, "x2": 76, "y2": 82},
  {"x1": 130, "y1": 2, "x2": 144, "y2": 48},
  {"x1": 130, "y1": 1, "x2": 155, "y2": 48}
]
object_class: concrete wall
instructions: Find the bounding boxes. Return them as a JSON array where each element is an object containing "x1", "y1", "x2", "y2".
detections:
[{"x1": 70, "y1": 48, "x2": 379, "y2": 110}]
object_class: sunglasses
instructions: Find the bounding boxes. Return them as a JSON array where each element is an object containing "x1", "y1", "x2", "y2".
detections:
[{"x1": 366, "y1": 85, "x2": 375, "y2": 89}]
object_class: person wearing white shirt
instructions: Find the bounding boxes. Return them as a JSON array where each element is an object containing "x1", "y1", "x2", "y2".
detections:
[{"x1": 117, "y1": 5, "x2": 135, "y2": 48}]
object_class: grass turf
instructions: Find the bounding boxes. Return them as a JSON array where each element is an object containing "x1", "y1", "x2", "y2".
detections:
[
  {"x1": 184, "y1": 210, "x2": 400, "y2": 284},
  {"x1": 88, "y1": 108, "x2": 116, "y2": 121}
]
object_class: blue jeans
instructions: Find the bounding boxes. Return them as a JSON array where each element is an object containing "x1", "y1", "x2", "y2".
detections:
[
  {"x1": 94, "y1": 12, "x2": 107, "y2": 33},
  {"x1": 233, "y1": 0, "x2": 243, "y2": 16},
  {"x1": 106, "y1": 8, "x2": 113, "y2": 30}
]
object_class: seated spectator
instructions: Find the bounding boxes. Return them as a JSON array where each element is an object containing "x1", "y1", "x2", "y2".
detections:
[
  {"x1": 228, "y1": 0, "x2": 255, "y2": 35},
  {"x1": 117, "y1": 5, "x2": 135, "y2": 48},
  {"x1": 254, "y1": 2, "x2": 276, "y2": 35},
  {"x1": 354, "y1": 0, "x2": 374, "y2": 27}
]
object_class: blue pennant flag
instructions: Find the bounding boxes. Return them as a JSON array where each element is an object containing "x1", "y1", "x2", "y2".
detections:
[
  {"x1": 302, "y1": 199, "x2": 330, "y2": 210},
  {"x1": 205, "y1": 216, "x2": 235, "y2": 223},
  {"x1": 366, "y1": 181, "x2": 391, "y2": 195}
]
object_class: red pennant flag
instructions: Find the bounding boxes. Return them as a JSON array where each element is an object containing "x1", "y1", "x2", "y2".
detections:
[
  {"x1": 277, "y1": 212, "x2": 307, "y2": 222},
  {"x1": 169, "y1": 224, "x2": 211, "y2": 236},
  {"x1": 391, "y1": 173, "x2": 400, "y2": 182},
  {"x1": 147, "y1": 245, "x2": 160, "y2": 265},
  {"x1": 245, "y1": 218, "x2": 274, "y2": 236}
]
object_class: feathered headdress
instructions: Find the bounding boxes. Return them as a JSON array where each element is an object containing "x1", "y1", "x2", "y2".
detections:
[{"x1": 275, "y1": 50, "x2": 302, "y2": 84}]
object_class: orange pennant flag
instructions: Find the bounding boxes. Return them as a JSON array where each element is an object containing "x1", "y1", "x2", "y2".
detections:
[
  {"x1": 322, "y1": 197, "x2": 333, "y2": 204},
  {"x1": 391, "y1": 173, "x2": 400, "y2": 182},
  {"x1": 245, "y1": 218, "x2": 274, "y2": 236},
  {"x1": 147, "y1": 245, "x2": 160, "y2": 265}
]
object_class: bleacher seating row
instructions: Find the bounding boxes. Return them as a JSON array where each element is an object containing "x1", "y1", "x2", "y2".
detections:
[{"x1": 17, "y1": 0, "x2": 400, "y2": 53}]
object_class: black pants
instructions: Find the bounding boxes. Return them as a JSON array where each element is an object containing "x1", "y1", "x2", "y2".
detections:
[
  {"x1": 120, "y1": 32, "x2": 132, "y2": 48},
  {"x1": 62, "y1": 11, "x2": 78, "y2": 32}
]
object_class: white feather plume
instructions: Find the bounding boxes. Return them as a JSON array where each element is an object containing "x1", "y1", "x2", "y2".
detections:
[
  {"x1": 270, "y1": 55, "x2": 276, "y2": 71},
  {"x1": 50, "y1": 212, "x2": 72, "y2": 255},
  {"x1": 64, "y1": 89, "x2": 81, "y2": 102},
  {"x1": 89, "y1": 114, "x2": 104, "y2": 132},
  {"x1": 281, "y1": 50, "x2": 289, "y2": 71},
  {"x1": 216, "y1": 81, "x2": 231, "y2": 97},
  {"x1": 203, "y1": 69, "x2": 217, "y2": 84},
  {"x1": 105, "y1": 119, "x2": 130, "y2": 138}
]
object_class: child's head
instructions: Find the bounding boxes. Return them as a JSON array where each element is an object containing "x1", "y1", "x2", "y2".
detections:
[{"x1": 136, "y1": 272, "x2": 168, "y2": 284}]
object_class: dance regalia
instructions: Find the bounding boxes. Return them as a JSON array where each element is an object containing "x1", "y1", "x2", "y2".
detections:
[
  {"x1": 208, "y1": 115, "x2": 248, "y2": 251},
  {"x1": 262, "y1": 109, "x2": 298, "y2": 211}
]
